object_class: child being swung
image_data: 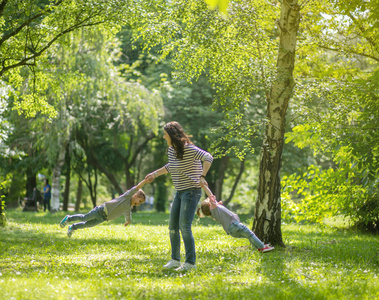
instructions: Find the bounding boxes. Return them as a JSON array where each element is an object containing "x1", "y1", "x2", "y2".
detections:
[
  {"x1": 197, "y1": 186, "x2": 274, "y2": 253},
  {"x1": 60, "y1": 179, "x2": 150, "y2": 237}
]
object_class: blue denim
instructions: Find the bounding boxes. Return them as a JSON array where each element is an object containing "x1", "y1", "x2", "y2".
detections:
[
  {"x1": 169, "y1": 188, "x2": 202, "y2": 265},
  {"x1": 228, "y1": 221, "x2": 265, "y2": 249},
  {"x1": 43, "y1": 195, "x2": 51, "y2": 212},
  {"x1": 69, "y1": 205, "x2": 107, "y2": 231}
]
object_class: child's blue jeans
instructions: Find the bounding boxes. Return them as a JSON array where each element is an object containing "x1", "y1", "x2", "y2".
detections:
[
  {"x1": 228, "y1": 221, "x2": 265, "y2": 249},
  {"x1": 68, "y1": 205, "x2": 107, "y2": 231}
]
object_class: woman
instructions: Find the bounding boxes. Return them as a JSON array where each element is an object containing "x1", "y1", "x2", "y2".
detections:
[{"x1": 145, "y1": 121, "x2": 213, "y2": 272}]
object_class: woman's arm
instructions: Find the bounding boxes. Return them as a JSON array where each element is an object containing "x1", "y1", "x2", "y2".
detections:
[
  {"x1": 145, "y1": 166, "x2": 168, "y2": 182},
  {"x1": 199, "y1": 160, "x2": 212, "y2": 187}
]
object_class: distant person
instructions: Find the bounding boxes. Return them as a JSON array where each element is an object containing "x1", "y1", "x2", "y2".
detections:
[
  {"x1": 145, "y1": 121, "x2": 213, "y2": 272},
  {"x1": 197, "y1": 186, "x2": 274, "y2": 253},
  {"x1": 42, "y1": 179, "x2": 51, "y2": 212},
  {"x1": 59, "y1": 179, "x2": 151, "y2": 237}
]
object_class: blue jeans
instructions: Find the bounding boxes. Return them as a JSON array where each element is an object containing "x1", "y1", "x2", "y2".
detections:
[
  {"x1": 69, "y1": 206, "x2": 107, "y2": 231},
  {"x1": 43, "y1": 195, "x2": 51, "y2": 211},
  {"x1": 228, "y1": 221, "x2": 265, "y2": 249},
  {"x1": 169, "y1": 188, "x2": 201, "y2": 265}
]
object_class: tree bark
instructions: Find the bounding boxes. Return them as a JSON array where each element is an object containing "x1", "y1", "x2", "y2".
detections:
[
  {"x1": 214, "y1": 155, "x2": 229, "y2": 202},
  {"x1": 253, "y1": 0, "x2": 300, "y2": 246},
  {"x1": 51, "y1": 134, "x2": 70, "y2": 212},
  {"x1": 124, "y1": 133, "x2": 155, "y2": 189},
  {"x1": 75, "y1": 177, "x2": 82, "y2": 212},
  {"x1": 62, "y1": 143, "x2": 70, "y2": 211},
  {"x1": 26, "y1": 167, "x2": 37, "y2": 198},
  {"x1": 90, "y1": 152, "x2": 124, "y2": 195}
]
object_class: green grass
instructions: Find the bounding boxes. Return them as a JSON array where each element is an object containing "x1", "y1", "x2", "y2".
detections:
[{"x1": 1, "y1": 209, "x2": 378, "y2": 300}]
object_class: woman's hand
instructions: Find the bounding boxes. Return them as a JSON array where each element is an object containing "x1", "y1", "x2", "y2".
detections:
[
  {"x1": 199, "y1": 177, "x2": 208, "y2": 187},
  {"x1": 145, "y1": 173, "x2": 155, "y2": 182}
]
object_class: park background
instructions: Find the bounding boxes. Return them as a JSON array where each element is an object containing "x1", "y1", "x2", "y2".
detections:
[{"x1": 0, "y1": 0, "x2": 378, "y2": 299}]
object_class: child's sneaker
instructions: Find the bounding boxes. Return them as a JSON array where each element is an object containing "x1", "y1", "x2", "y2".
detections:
[
  {"x1": 163, "y1": 259, "x2": 181, "y2": 269},
  {"x1": 67, "y1": 225, "x2": 74, "y2": 237},
  {"x1": 258, "y1": 244, "x2": 274, "y2": 253},
  {"x1": 60, "y1": 215, "x2": 69, "y2": 228},
  {"x1": 175, "y1": 263, "x2": 196, "y2": 272}
]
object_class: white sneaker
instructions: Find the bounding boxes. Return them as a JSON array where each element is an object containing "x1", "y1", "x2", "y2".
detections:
[
  {"x1": 163, "y1": 259, "x2": 181, "y2": 269},
  {"x1": 175, "y1": 262, "x2": 196, "y2": 272}
]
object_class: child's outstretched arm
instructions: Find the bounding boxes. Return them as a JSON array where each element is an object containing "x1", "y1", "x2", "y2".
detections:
[
  {"x1": 202, "y1": 186, "x2": 218, "y2": 209},
  {"x1": 136, "y1": 178, "x2": 153, "y2": 190},
  {"x1": 203, "y1": 185, "x2": 213, "y2": 198}
]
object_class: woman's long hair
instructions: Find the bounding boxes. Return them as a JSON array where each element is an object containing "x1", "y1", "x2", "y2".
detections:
[{"x1": 164, "y1": 121, "x2": 192, "y2": 159}]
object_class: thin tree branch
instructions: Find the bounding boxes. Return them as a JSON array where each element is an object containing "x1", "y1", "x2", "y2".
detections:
[
  {"x1": 223, "y1": 158, "x2": 245, "y2": 206},
  {"x1": 128, "y1": 132, "x2": 156, "y2": 167},
  {"x1": 0, "y1": 18, "x2": 105, "y2": 76},
  {"x1": 0, "y1": 0, "x2": 64, "y2": 47},
  {"x1": 347, "y1": 12, "x2": 377, "y2": 49},
  {"x1": 318, "y1": 44, "x2": 379, "y2": 62}
]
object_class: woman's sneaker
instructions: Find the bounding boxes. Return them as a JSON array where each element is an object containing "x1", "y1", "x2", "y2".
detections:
[
  {"x1": 258, "y1": 244, "x2": 274, "y2": 253},
  {"x1": 67, "y1": 225, "x2": 74, "y2": 237},
  {"x1": 175, "y1": 263, "x2": 196, "y2": 272},
  {"x1": 163, "y1": 259, "x2": 181, "y2": 269},
  {"x1": 60, "y1": 215, "x2": 69, "y2": 228}
]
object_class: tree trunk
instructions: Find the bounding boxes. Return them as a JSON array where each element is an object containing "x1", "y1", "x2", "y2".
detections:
[
  {"x1": 63, "y1": 143, "x2": 71, "y2": 211},
  {"x1": 51, "y1": 137, "x2": 70, "y2": 212},
  {"x1": 0, "y1": 196, "x2": 4, "y2": 226},
  {"x1": 214, "y1": 156, "x2": 229, "y2": 201},
  {"x1": 75, "y1": 178, "x2": 82, "y2": 212},
  {"x1": 253, "y1": 0, "x2": 300, "y2": 246},
  {"x1": 155, "y1": 176, "x2": 167, "y2": 212},
  {"x1": 26, "y1": 167, "x2": 37, "y2": 198},
  {"x1": 85, "y1": 168, "x2": 98, "y2": 208},
  {"x1": 91, "y1": 153, "x2": 123, "y2": 195},
  {"x1": 125, "y1": 166, "x2": 134, "y2": 191},
  {"x1": 124, "y1": 133, "x2": 155, "y2": 190}
]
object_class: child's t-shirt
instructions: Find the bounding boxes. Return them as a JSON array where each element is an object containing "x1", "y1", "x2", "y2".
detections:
[
  {"x1": 210, "y1": 205, "x2": 240, "y2": 234},
  {"x1": 104, "y1": 187, "x2": 137, "y2": 222}
]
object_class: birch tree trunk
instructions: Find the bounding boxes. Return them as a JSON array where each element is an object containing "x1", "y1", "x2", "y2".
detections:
[
  {"x1": 51, "y1": 136, "x2": 70, "y2": 212},
  {"x1": 253, "y1": 1, "x2": 300, "y2": 246}
]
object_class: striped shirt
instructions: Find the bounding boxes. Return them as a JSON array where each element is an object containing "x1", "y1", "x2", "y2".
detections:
[{"x1": 165, "y1": 144, "x2": 213, "y2": 191}]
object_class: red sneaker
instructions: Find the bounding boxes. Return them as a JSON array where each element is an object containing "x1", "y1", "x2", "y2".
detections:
[{"x1": 258, "y1": 244, "x2": 274, "y2": 253}]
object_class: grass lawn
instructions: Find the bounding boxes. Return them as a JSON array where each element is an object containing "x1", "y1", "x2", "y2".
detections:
[{"x1": 1, "y1": 209, "x2": 378, "y2": 300}]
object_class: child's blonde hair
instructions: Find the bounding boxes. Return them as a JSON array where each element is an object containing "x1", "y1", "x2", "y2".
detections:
[
  {"x1": 136, "y1": 189, "x2": 146, "y2": 202},
  {"x1": 196, "y1": 198, "x2": 211, "y2": 217}
]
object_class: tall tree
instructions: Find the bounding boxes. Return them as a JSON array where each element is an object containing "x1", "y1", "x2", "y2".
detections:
[
  {"x1": 129, "y1": 0, "x2": 299, "y2": 245},
  {"x1": 252, "y1": 0, "x2": 300, "y2": 245},
  {"x1": 281, "y1": 0, "x2": 379, "y2": 231}
]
